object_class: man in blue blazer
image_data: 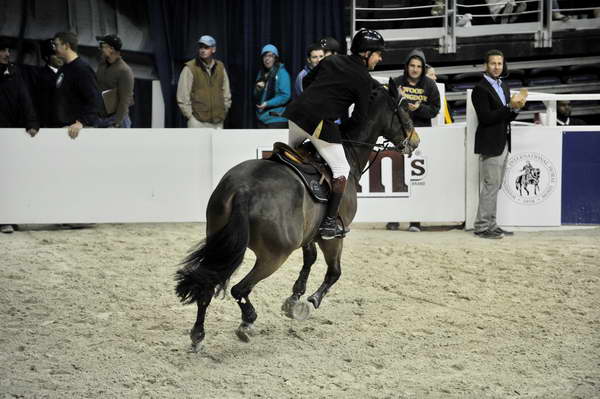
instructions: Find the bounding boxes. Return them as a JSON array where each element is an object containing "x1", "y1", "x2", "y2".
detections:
[{"x1": 472, "y1": 49, "x2": 527, "y2": 239}]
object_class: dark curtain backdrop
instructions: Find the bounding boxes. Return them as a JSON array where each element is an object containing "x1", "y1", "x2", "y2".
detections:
[{"x1": 147, "y1": 0, "x2": 345, "y2": 129}]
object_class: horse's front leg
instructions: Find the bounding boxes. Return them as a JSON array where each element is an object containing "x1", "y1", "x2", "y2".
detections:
[
  {"x1": 308, "y1": 238, "x2": 343, "y2": 309},
  {"x1": 293, "y1": 242, "x2": 318, "y2": 299},
  {"x1": 282, "y1": 242, "x2": 317, "y2": 320}
]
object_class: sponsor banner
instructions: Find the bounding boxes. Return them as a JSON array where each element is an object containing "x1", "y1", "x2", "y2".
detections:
[
  {"x1": 497, "y1": 127, "x2": 562, "y2": 226},
  {"x1": 354, "y1": 126, "x2": 466, "y2": 222},
  {"x1": 252, "y1": 127, "x2": 465, "y2": 222}
]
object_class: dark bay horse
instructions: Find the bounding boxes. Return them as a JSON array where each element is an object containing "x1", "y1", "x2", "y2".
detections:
[{"x1": 175, "y1": 79, "x2": 420, "y2": 350}]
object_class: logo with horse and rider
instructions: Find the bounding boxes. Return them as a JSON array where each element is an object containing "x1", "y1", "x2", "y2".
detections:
[{"x1": 502, "y1": 152, "x2": 558, "y2": 205}]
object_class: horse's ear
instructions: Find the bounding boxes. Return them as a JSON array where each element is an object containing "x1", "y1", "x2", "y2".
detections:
[{"x1": 388, "y1": 77, "x2": 399, "y2": 100}]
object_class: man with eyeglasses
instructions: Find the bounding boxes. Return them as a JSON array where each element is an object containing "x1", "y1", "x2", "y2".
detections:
[
  {"x1": 52, "y1": 31, "x2": 102, "y2": 139},
  {"x1": 96, "y1": 34, "x2": 134, "y2": 128}
]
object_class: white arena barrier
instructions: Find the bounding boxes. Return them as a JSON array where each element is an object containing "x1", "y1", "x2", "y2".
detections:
[
  {"x1": 0, "y1": 127, "x2": 464, "y2": 224},
  {"x1": 2, "y1": 102, "x2": 599, "y2": 226}
]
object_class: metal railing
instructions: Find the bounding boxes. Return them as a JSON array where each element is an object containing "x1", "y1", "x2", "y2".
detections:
[{"x1": 350, "y1": 0, "x2": 600, "y2": 53}]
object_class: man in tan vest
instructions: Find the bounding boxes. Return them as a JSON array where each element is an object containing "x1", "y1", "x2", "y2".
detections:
[{"x1": 177, "y1": 35, "x2": 231, "y2": 129}]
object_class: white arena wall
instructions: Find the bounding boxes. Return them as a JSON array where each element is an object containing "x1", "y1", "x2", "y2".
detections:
[
  {"x1": 1, "y1": 120, "x2": 599, "y2": 226},
  {"x1": 0, "y1": 127, "x2": 465, "y2": 224}
]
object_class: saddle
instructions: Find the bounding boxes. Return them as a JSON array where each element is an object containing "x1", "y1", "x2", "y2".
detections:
[{"x1": 268, "y1": 142, "x2": 332, "y2": 203}]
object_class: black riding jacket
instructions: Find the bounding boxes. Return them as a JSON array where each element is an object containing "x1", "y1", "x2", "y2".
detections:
[{"x1": 283, "y1": 54, "x2": 373, "y2": 144}]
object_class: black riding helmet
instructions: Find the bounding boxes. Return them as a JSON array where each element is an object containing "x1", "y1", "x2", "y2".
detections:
[
  {"x1": 319, "y1": 36, "x2": 341, "y2": 54},
  {"x1": 350, "y1": 29, "x2": 385, "y2": 54}
]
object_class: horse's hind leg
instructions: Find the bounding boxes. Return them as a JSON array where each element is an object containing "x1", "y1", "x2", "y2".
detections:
[
  {"x1": 308, "y1": 239, "x2": 343, "y2": 309},
  {"x1": 231, "y1": 253, "x2": 289, "y2": 342},
  {"x1": 190, "y1": 289, "x2": 214, "y2": 352},
  {"x1": 282, "y1": 242, "x2": 317, "y2": 320}
]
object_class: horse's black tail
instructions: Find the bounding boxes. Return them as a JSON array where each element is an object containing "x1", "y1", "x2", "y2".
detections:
[{"x1": 175, "y1": 193, "x2": 249, "y2": 305}]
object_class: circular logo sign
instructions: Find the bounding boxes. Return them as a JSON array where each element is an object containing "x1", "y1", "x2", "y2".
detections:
[{"x1": 502, "y1": 152, "x2": 558, "y2": 205}]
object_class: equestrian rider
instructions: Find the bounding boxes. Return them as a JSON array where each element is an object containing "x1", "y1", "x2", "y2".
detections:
[{"x1": 283, "y1": 29, "x2": 385, "y2": 240}]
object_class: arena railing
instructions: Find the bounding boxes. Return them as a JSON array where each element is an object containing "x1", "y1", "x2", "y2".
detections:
[{"x1": 351, "y1": 0, "x2": 600, "y2": 53}]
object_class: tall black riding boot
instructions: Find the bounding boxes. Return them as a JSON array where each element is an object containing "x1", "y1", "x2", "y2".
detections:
[{"x1": 319, "y1": 176, "x2": 347, "y2": 240}]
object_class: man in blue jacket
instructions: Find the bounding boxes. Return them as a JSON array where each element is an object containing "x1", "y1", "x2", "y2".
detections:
[{"x1": 294, "y1": 43, "x2": 324, "y2": 98}]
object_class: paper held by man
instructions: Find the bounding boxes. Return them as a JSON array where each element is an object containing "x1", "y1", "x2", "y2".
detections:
[{"x1": 102, "y1": 89, "x2": 118, "y2": 115}]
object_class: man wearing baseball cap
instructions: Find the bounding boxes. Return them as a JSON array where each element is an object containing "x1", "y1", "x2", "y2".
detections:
[
  {"x1": 176, "y1": 35, "x2": 231, "y2": 128},
  {"x1": 96, "y1": 34, "x2": 134, "y2": 128}
]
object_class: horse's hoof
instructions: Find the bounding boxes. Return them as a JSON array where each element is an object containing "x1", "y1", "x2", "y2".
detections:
[
  {"x1": 307, "y1": 295, "x2": 321, "y2": 309},
  {"x1": 190, "y1": 329, "x2": 205, "y2": 350},
  {"x1": 188, "y1": 343, "x2": 201, "y2": 353},
  {"x1": 235, "y1": 323, "x2": 254, "y2": 343},
  {"x1": 291, "y1": 300, "x2": 311, "y2": 320},
  {"x1": 281, "y1": 296, "x2": 294, "y2": 316},
  {"x1": 282, "y1": 297, "x2": 311, "y2": 320}
]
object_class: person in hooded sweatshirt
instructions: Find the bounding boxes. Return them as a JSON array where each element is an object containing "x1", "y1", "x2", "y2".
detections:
[
  {"x1": 387, "y1": 49, "x2": 440, "y2": 233},
  {"x1": 254, "y1": 44, "x2": 291, "y2": 129}
]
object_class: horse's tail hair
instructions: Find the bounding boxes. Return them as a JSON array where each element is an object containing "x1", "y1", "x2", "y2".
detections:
[{"x1": 175, "y1": 193, "x2": 249, "y2": 305}]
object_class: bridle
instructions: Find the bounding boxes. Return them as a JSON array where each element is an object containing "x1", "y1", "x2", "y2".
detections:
[
  {"x1": 392, "y1": 97, "x2": 418, "y2": 156},
  {"x1": 341, "y1": 88, "x2": 417, "y2": 177}
]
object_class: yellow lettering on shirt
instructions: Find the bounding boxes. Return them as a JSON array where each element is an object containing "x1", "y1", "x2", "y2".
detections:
[{"x1": 401, "y1": 85, "x2": 428, "y2": 103}]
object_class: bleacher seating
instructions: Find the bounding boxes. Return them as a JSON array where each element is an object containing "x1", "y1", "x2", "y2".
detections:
[{"x1": 361, "y1": 0, "x2": 600, "y2": 124}]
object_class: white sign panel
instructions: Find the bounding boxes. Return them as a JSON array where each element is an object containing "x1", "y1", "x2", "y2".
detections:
[
  {"x1": 497, "y1": 127, "x2": 562, "y2": 226},
  {"x1": 0, "y1": 129, "x2": 212, "y2": 223},
  {"x1": 355, "y1": 126, "x2": 466, "y2": 222},
  {"x1": 211, "y1": 129, "x2": 287, "y2": 186}
]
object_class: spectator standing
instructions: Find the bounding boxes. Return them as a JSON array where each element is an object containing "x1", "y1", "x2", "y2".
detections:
[
  {"x1": 387, "y1": 49, "x2": 440, "y2": 232},
  {"x1": 0, "y1": 39, "x2": 38, "y2": 135},
  {"x1": 396, "y1": 49, "x2": 441, "y2": 128},
  {"x1": 319, "y1": 37, "x2": 341, "y2": 57},
  {"x1": 96, "y1": 34, "x2": 134, "y2": 128},
  {"x1": 473, "y1": 49, "x2": 527, "y2": 239},
  {"x1": 176, "y1": 35, "x2": 231, "y2": 129},
  {"x1": 294, "y1": 43, "x2": 324, "y2": 98},
  {"x1": 0, "y1": 38, "x2": 39, "y2": 234},
  {"x1": 52, "y1": 32, "x2": 102, "y2": 139},
  {"x1": 254, "y1": 44, "x2": 291, "y2": 129},
  {"x1": 35, "y1": 39, "x2": 63, "y2": 128},
  {"x1": 426, "y1": 65, "x2": 452, "y2": 124}
]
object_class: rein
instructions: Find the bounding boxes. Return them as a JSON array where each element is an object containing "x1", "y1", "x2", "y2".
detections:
[{"x1": 341, "y1": 90, "x2": 413, "y2": 177}]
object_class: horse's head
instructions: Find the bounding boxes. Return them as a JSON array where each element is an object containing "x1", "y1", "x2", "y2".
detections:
[{"x1": 377, "y1": 78, "x2": 420, "y2": 156}]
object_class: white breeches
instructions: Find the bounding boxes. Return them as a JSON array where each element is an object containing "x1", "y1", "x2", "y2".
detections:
[{"x1": 288, "y1": 120, "x2": 350, "y2": 178}]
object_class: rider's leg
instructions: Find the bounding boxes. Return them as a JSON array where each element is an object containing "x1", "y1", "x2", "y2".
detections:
[
  {"x1": 310, "y1": 139, "x2": 350, "y2": 239},
  {"x1": 287, "y1": 120, "x2": 350, "y2": 239}
]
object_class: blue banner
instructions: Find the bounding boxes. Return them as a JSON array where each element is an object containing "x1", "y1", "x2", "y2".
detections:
[{"x1": 562, "y1": 131, "x2": 600, "y2": 224}]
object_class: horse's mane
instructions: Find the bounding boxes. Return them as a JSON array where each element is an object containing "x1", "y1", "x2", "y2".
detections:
[{"x1": 369, "y1": 79, "x2": 394, "y2": 108}]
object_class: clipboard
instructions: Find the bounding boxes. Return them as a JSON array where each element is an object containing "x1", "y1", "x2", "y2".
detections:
[{"x1": 102, "y1": 89, "x2": 118, "y2": 115}]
